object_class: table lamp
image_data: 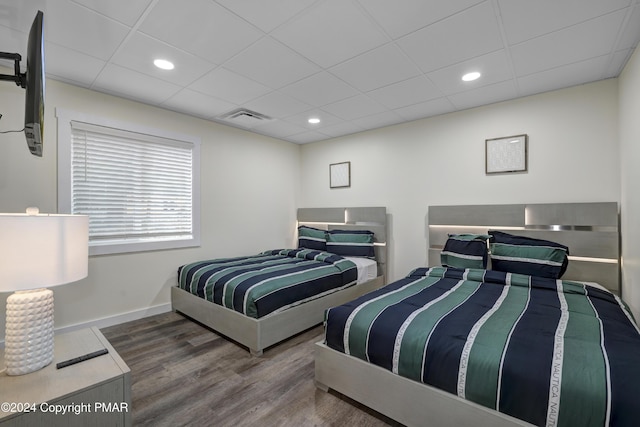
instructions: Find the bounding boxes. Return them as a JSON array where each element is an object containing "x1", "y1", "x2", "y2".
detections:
[{"x1": 0, "y1": 208, "x2": 88, "y2": 375}]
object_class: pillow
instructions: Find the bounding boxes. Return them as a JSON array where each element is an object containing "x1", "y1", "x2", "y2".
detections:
[
  {"x1": 489, "y1": 230, "x2": 569, "y2": 279},
  {"x1": 440, "y1": 234, "x2": 490, "y2": 269},
  {"x1": 297, "y1": 226, "x2": 327, "y2": 251},
  {"x1": 326, "y1": 229, "x2": 375, "y2": 258}
]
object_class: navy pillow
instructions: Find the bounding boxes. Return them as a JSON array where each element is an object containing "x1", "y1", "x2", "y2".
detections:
[
  {"x1": 440, "y1": 234, "x2": 489, "y2": 269},
  {"x1": 297, "y1": 226, "x2": 327, "y2": 251},
  {"x1": 489, "y1": 230, "x2": 569, "y2": 279},
  {"x1": 326, "y1": 229, "x2": 375, "y2": 258}
]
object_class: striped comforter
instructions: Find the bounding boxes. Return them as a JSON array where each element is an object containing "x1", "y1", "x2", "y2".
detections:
[
  {"x1": 325, "y1": 267, "x2": 640, "y2": 427},
  {"x1": 178, "y1": 249, "x2": 357, "y2": 318}
]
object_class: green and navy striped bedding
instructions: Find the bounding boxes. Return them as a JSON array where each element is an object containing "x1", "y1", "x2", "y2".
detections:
[
  {"x1": 325, "y1": 267, "x2": 640, "y2": 427},
  {"x1": 178, "y1": 249, "x2": 357, "y2": 318}
]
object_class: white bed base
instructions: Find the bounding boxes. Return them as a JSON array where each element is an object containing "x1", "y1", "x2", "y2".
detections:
[
  {"x1": 314, "y1": 342, "x2": 533, "y2": 427},
  {"x1": 172, "y1": 275, "x2": 384, "y2": 356}
]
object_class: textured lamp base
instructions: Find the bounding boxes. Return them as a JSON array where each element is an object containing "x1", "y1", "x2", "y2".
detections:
[{"x1": 4, "y1": 289, "x2": 54, "y2": 375}]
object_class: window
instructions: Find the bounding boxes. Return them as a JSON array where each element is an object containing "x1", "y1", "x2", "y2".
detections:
[{"x1": 57, "y1": 109, "x2": 200, "y2": 256}]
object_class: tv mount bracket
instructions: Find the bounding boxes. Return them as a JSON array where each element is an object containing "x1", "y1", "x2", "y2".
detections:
[{"x1": 0, "y1": 52, "x2": 27, "y2": 88}]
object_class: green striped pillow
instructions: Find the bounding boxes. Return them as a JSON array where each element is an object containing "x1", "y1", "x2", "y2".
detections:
[
  {"x1": 440, "y1": 234, "x2": 489, "y2": 269},
  {"x1": 326, "y1": 229, "x2": 375, "y2": 258},
  {"x1": 297, "y1": 226, "x2": 327, "y2": 251},
  {"x1": 489, "y1": 231, "x2": 569, "y2": 279}
]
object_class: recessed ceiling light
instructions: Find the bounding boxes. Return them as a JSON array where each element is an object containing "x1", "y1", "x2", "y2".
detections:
[
  {"x1": 308, "y1": 118, "x2": 321, "y2": 124},
  {"x1": 462, "y1": 71, "x2": 481, "y2": 82},
  {"x1": 154, "y1": 59, "x2": 174, "y2": 70}
]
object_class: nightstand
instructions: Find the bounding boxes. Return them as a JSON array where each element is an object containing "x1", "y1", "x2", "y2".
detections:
[{"x1": 0, "y1": 327, "x2": 131, "y2": 426}]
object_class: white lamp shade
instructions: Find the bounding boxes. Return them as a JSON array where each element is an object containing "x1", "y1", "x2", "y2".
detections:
[{"x1": 0, "y1": 212, "x2": 89, "y2": 291}]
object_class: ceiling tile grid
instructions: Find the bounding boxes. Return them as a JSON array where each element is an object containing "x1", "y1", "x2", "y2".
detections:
[{"x1": 0, "y1": 0, "x2": 638, "y2": 144}]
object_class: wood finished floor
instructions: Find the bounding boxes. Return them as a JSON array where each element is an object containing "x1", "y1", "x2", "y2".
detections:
[{"x1": 101, "y1": 311, "x2": 401, "y2": 427}]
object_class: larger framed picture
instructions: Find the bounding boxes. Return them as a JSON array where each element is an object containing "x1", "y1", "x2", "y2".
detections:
[
  {"x1": 485, "y1": 134, "x2": 528, "y2": 174},
  {"x1": 330, "y1": 161, "x2": 350, "y2": 188}
]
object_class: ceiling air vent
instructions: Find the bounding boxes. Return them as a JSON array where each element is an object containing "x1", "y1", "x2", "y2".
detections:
[{"x1": 218, "y1": 108, "x2": 272, "y2": 129}]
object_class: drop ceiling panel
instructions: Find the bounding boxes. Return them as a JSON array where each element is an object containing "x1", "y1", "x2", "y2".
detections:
[
  {"x1": 393, "y1": 97, "x2": 455, "y2": 121},
  {"x1": 0, "y1": 23, "x2": 27, "y2": 64},
  {"x1": 427, "y1": 50, "x2": 513, "y2": 96},
  {"x1": 284, "y1": 109, "x2": 344, "y2": 130},
  {"x1": 397, "y1": 2, "x2": 504, "y2": 73},
  {"x1": 45, "y1": 0, "x2": 130, "y2": 61},
  {"x1": 498, "y1": 0, "x2": 633, "y2": 45},
  {"x1": 244, "y1": 91, "x2": 312, "y2": 118},
  {"x1": 161, "y1": 88, "x2": 236, "y2": 119},
  {"x1": 112, "y1": 32, "x2": 215, "y2": 86},
  {"x1": 329, "y1": 42, "x2": 422, "y2": 92},
  {"x1": 321, "y1": 94, "x2": 387, "y2": 121},
  {"x1": 352, "y1": 110, "x2": 404, "y2": 130},
  {"x1": 43, "y1": 42, "x2": 106, "y2": 87},
  {"x1": 93, "y1": 64, "x2": 182, "y2": 105},
  {"x1": 448, "y1": 80, "x2": 518, "y2": 110},
  {"x1": 517, "y1": 56, "x2": 613, "y2": 98},
  {"x1": 318, "y1": 121, "x2": 365, "y2": 138},
  {"x1": 216, "y1": 0, "x2": 317, "y2": 33},
  {"x1": 0, "y1": 0, "x2": 45, "y2": 32},
  {"x1": 223, "y1": 37, "x2": 320, "y2": 89},
  {"x1": 357, "y1": 0, "x2": 486, "y2": 39},
  {"x1": 510, "y1": 10, "x2": 628, "y2": 76},
  {"x1": 71, "y1": 0, "x2": 153, "y2": 27},
  {"x1": 251, "y1": 120, "x2": 308, "y2": 139},
  {"x1": 271, "y1": 0, "x2": 389, "y2": 68},
  {"x1": 280, "y1": 71, "x2": 359, "y2": 107},
  {"x1": 138, "y1": 0, "x2": 262, "y2": 64},
  {"x1": 606, "y1": 49, "x2": 635, "y2": 77},
  {"x1": 287, "y1": 130, "x2": 330, "y2": 144},
  {"x1": 616, "y1": 6, "x2": 640, "y2": 50},
  {"x1": 368, "y1": 76, "x2": 441, "y2": 109},
  {"x1": 188, "y1": 67, "x2": 271, "y2": 105}
]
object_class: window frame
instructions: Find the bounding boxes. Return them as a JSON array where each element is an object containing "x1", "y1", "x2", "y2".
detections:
[{"x1": 56, "y1": 108, "x2": 201, "y2": 256}]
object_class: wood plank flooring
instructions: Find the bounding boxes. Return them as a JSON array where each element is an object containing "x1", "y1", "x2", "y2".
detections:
[{"x1": 101, "y1": 311, "x2": 401, "y2": 426}]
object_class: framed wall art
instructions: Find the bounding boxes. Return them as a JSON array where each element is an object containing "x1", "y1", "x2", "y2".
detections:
[
  {"x1": 330, "y1": 161, "x2": 350, "y2": 188},
  {"x1": 485, "y1": 134, "x2": 528, "y2": 174}
]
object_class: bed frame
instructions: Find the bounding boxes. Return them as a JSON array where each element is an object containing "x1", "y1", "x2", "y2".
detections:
[
  {"x1": 315, "y1": 202, "x2": 620, "y2": 426},
  {"x1": 172, "y1": 206, "x2": 387, "y2": 356}
]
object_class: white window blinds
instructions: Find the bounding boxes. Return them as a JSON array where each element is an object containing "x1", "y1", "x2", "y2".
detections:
[{"x1": 69, "y1": 120, "x2": 197, "y2": 252}]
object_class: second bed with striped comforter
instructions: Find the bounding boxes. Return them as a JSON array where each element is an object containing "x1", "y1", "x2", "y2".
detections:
[
  {"x1": 178, "y1": 248, "x2": 357, "y2": 319},
  {"x1": 324, "y1": 267, "x2": 640, "y2": 427}
]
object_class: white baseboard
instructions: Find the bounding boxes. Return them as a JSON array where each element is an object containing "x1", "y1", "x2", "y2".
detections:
[
  {"x1": 1, "y1": 303, "x2": 172, "y2": 348},
  {"x1": 57, "y1": 303, "x2": 173, "y2": 335}
]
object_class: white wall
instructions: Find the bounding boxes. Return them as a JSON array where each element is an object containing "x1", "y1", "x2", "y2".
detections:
[
  {"x1": 620, "y1": 48, "x2": 640, "y2": 320},
  {"x1": 0, "y1": 72, "x2": 301, "y2": 336},
  {"x1": 300, "y1": 79, "x2": 620, "y2": 283},
  {"x1": 0, "y1": 67, "x2": 630, "y2": 334}
]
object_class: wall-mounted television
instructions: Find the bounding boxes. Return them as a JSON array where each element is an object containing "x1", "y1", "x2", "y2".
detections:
[{"x1": 0, "y1": 10, "x2": 45, "y2": 157}]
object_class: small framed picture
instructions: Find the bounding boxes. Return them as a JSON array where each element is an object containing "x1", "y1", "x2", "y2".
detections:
[
  {"x1": 485, "y1": 134, "x2": 528, "y2": 174},
  {"x1": 330, "y1": 161, "x2": 350, "y2": 188}
]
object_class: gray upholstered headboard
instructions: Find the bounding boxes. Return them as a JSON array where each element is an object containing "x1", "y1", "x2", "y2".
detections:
[
  {"x1": 428, "y1": 202, "x2": 620, "y2": 294},
  {"x1": 297, "y1": 207, "x2": 387, "y2": 279}
]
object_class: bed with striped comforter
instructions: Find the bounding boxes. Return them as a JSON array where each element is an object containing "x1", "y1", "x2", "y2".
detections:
[
  {"x1": 324, "y1": 266, "x2": 640, "y2": 427},
  {"x1": 178, "y1": 248, "x2": 357, "y2": 319}
]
